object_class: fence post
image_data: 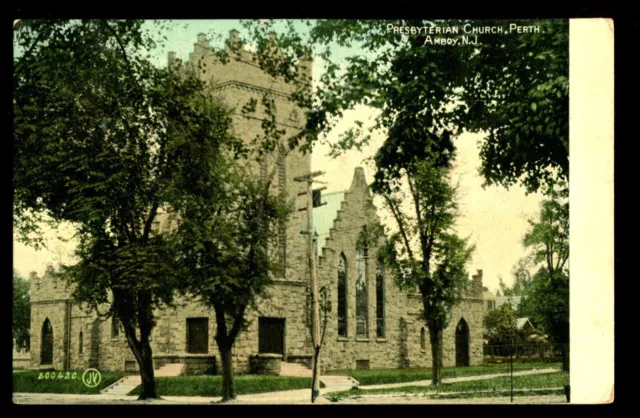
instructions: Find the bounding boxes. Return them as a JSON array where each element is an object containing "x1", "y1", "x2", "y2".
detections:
[{"x1": 510, "y1": 343, "x2": 514, "y2": 403}]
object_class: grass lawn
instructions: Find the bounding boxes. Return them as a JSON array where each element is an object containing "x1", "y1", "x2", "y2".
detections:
[
  {"x1": 129, "y1": 375, "x2": 321, "y2": 397},
  {"x1": 427, "y1": 388, "x2": 565, "y2": 400},
  {"x1": 326, "y1": 371, "x2": 569, "y2": 402},
  {"x1": 324, "y1": 362, "x2": 561, "y2": 386},
  {"x1": 13, "y1": 370, "x2": 124, "y2": 394}
]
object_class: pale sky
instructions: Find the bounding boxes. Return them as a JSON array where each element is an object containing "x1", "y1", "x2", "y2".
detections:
[{"x1": 12, "y1": 19, "x2": 544, "y2": 294}]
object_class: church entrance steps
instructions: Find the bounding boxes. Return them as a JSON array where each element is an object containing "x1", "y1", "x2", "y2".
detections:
[
  {"x1": 101, "y1": 375, "x2": 141, "y2": 396},
  {"x1": 101, "y1": 363, "x2": 184, "y2": 396},
  {"x1": 319, "y1": 375, "x2": 359, "y2": 390},
  {"x1": 278, "y1": 361, "x2": 360, "y2": 389},
  {"x1": 154, "y1": 363, "x2": 184, "y2": 377},
  {"x1": 279, "y1": 361, "x2": 312, "y2": 377}
]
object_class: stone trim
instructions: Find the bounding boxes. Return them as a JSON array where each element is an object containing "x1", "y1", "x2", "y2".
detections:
[
  {"x1": 355, "y1": 338, "x2": 370, "y2": 342},
  {"x1": 212, "y1": 80, "x2": 294, "y2": 101},
  {"x1": 407, "y1": 293, "x2": 483, "y2": 303},
  {"x1": 272, "y1": 280, "x2": 307, "y2": 287},
  {"x1": 231, "y1": 112, "x2": 304, "y2": 130},
  {"x1": 375, "y1": 338, "x2": 387, "y2": 343},
  {"x1": 337, "y1": 337, "x2": 348, "y2": 342},
  {"x1": 31, "y1": 299, "x2": 72, "y2": 305}
]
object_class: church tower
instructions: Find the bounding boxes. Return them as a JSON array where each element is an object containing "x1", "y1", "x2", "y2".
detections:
[{"x1": 169, "y1": 30, "x2": 312, "y2": 284}]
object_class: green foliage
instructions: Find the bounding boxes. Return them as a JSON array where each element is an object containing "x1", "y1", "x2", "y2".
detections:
[
  {"x1": 498, "y1": 258, "x2": 534, "y2": 297},
  {"x1": 165, "y1": 33, "x2": 296, "y2": 401},
  {"x1": 523, "y1": 183, "x2": 569, "y2": 276},
  {"x1": 128, "y1": 375, "x2": 315, "y2": 397},
  {"x1": 483, "y1": 304, "x2": 525, "y2": 346},
  {"x1": 515, "y1": 182, "x2": 569, "y2": 346},
  {"x1": 13, "y1": 20, "x2": 238, "y2": 397},
  {"x1": 168, "y1": 110, "x2": 294, "y2": 339},
  {"x1": 519, "y1": 269, "x2": 569, "y2": 345},
  {"x1": 377, "y1": 159, "x2": 475, "y2": 333},
  {"x1": 173, "y1": 163, "x2": 293, "y2": 320},
  {"x1": 13, "y1": 270, "x2": 31, "y2": 350},
  {"x1": 241, "y1": 19, "x2": 568, "y2": 194}
]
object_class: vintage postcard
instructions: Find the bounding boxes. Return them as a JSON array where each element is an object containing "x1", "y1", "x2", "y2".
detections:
[{"x1": 12, "y1": 18, "x2": 613, "y2": 405}]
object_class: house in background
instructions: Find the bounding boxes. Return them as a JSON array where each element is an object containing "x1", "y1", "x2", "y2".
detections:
[
  {"x1": 482, "y1": 287, "x2": 496, "y2": 313},
  {"x1": 495, "y1": 295, "x2": 523, "y2": 311}
]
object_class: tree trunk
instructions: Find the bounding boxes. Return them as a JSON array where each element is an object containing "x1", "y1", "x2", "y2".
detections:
[
  {"x1": 429, "y1": 326, "x2": 444, "y2": 386},
  {"x1": 218, "y1": 342, "x2": 236, "y2": 402},
  {"x1": 137, "y1": 339, "x2": 158, "y2": 399},
  {"x1": 116, "y1": 289, "x2": 159, "y2": 401},
  {"x1": 310, "y1": 345, "x2": 321, "y2": 403},
  {"x1": 562, "y1": 344, "x2": 570, "y2": 372},
  {"x1": 123, "y1": 325, "x2": 158, "y2": 400}
]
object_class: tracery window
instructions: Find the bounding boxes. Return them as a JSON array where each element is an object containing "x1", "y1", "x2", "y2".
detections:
[
  {"x1": 355, "y1": 248, "x2": 368, "y2": 337},
  {"x1": 338, "y1": 254, "x2": 347, "y2": 337},
  {"x1": 376, "y1": 263, "x2": 385, "y2": 338}
]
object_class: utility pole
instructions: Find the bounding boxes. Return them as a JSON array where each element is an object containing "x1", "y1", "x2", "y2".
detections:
[{"x1": 294, "y1": 170, "x2": 326, "y2": 403}]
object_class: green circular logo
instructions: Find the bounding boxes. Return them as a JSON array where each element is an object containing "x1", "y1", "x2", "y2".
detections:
[{"x1": 82, "y1": 368, "x2": 102, "y2": 388}]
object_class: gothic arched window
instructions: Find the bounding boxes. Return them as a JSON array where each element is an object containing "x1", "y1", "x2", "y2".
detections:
[
  {"x1": 355, "y1": 247, "x2": 368, "y2": 337},
  {"x1": 337, "y1": 254, "x2": 347, "y2": 337},
  {"x1": 421, "y1": 327, "x2": 426, "y2": 351},
  {"x1": 376, "y1": 263, "x2": 385, "y2": 338},
  {"x1": 79, "y1": 331, "x2": 83, "y2": 355},
  {"x1": 40, "y1": 318, "x2": 53, "y2": 365}
]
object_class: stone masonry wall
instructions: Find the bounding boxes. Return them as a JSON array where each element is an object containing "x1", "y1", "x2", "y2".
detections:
[
  {"x1": 316, "y1": 168, "x2": 486, "y2": 371},
  {"x1": 183, "y1": 31, "x2": 312, "y2": 288},
  {"x1": 317, "y1": 167, "x2": 405, "y2": 370}
]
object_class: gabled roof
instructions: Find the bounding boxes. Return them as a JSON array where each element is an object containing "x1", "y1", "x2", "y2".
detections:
[
  {"x1": 516, "y1": 317, "x2": 536, "y2": 330},
  {"x1": 312, "y1": 190, "x2": 345, "y2": 257},
  {"x1": 483, "y1": 290, "x2": 496, "y2": 300}
]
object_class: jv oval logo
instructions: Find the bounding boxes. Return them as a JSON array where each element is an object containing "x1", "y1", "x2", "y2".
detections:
[{"x1": 82, "y1": 368, "x2": 102, "y2": 388}]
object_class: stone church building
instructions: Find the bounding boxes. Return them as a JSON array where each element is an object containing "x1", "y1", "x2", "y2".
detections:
[{"x1": 28, "y1": 31, "x2": 485, "y2": 375}]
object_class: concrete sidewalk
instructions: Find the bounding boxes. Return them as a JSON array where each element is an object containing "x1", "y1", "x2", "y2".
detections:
[{"x1": 360, "y1": 367, "x2": 561, "y2": 390}]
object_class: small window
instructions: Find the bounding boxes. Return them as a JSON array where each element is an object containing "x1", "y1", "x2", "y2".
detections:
[
  {"x1": 79, "y1": 331, "x2": 83, "y2": 355},
  {"x1": 356, "y1": 359, "x2": 370, "y2": 370},
  {"x1": 111, "y1": 316, "x2": 120, "y2": 338},
  {"x1": 420, "y1": 328, "x2": 426, "y2": 351}
]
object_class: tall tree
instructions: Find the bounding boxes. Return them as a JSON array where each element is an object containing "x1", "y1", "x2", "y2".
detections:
[
  {"x1": 164, "y1": 58, "x2": 293, "y2": 400},
  {"x1": 241, "y1": 19, "x2": 568, "y2": 195},
  {"x1": 13, "y1": 19, "x2": 226, "y2": 399},
  {"x1": 517, "y1": 183, "x2": 569, "y2": 370},
  {"x1": 378, "y1": 158, "x2": 475, "y2": 386},
  {"x1": 171, "y1": 156, "x2": 292, "y2": 402},
  {"x1": 13, "y1": 270, "x2": 31, "y2": 351},
  {"x1": 484, "y1": 303, "x2": 523, "y2": 347},
  {"x1": 498, "y1": 258, "x2": 534, "y2": 297}
]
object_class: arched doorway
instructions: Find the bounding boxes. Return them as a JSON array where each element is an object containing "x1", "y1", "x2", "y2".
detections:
[
  {"x1": 455, "y1": 318, "x2": 470, "y2": 367},
  {"x1": 41, "y1": 318, "x2": 54, "y2": 365}
]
